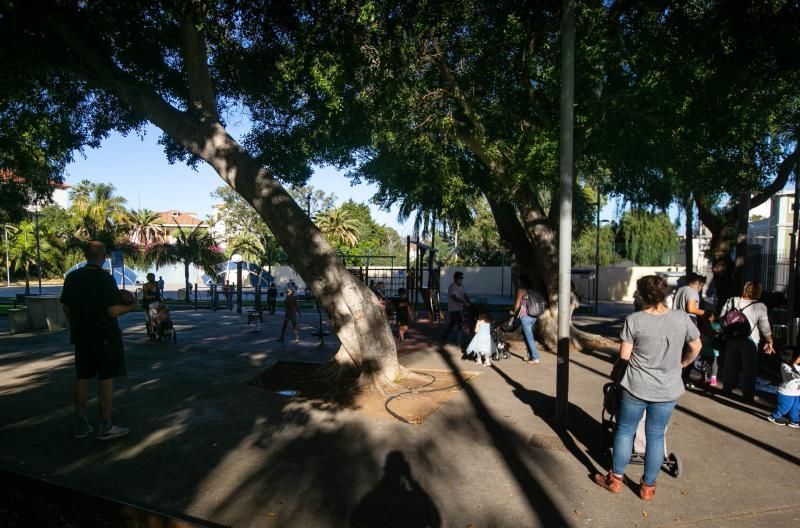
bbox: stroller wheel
[667,453,682,478]
[502,353,509,359]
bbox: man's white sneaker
[97,424,129,440]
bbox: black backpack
[721,298,756,339]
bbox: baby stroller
[149,302,177,343]
[601,381,682,478]
[145,302,160,341]
[490,318,511,361]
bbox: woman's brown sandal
[593,472,623,493]
[639,479,656,501]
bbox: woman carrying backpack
[512,274,545,364]
[720,281,775,403]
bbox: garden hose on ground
[384,370,465,424]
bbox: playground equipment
[406,237,441,322]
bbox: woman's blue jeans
[612,389,677,485]
[519,315,539,360]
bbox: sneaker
[484,360,492,367]
[787,422,800,429]
[593,472,623,493]
[73,424,94,439]
[685,382,696,389]
[708,376,717,386]
[97,424,129,441]
[766,415,784,426]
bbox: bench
[247,306,265,325]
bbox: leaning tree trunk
[183,125,403,390]
[486,196,617,355]
[49,19,405,392]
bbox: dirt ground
[249,361,479,425]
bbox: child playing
[767,346,800,428]
[394,288,413,341]
[696,313,722,387]
[279,288,301,342]
[466,312,494,366]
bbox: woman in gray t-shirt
[595,275,701,501]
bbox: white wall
[439,266,514,296]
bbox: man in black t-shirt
[60,241,137,440]
[266,282,278,315]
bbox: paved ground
[1,302,799,527]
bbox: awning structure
[202,261,274,288]
[65,259,138,287]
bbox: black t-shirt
[60,264,122,344]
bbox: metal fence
[746,249,791,292]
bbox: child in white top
[466,312,494,366]
[767,346,800,428]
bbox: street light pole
[306,193,312,217]
[595,200,600,315]
[3,224,10,287]
[34,207,42,294]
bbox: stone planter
[9,308,29,334]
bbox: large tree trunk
[685,195,694,274]
[49,18,404,392]
[201,127,402,389]
[485,195,617,355]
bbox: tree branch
[47,14,224,165]
[429,37,485,138]
[180,7,219,122]
[751,144,800,208]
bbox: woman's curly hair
[635,275,668,308]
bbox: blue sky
[63,123,629,236]
[63,124,409,233]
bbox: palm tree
[145,225,225,303]
[314,208,361,248]
[69,180,128,235]
[126,209,166,245]
[8,221,59,295]
[228,232,286,277]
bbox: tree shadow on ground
[492,365,605,476]
[432,345,571,527]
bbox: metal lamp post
[594,201,609,315]
[3,224,10,287]
[231,253,243,315]
[33,205,42,294]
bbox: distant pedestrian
[673,273,707,322]
[766,346,800,428]
[594,274,701,501]
[157,275,165,297]
[60,241,137,441]
[280,288,301,342]
[267,282,278,315]
[394,288,413,341]
[466,311,494,367]
[673,272,707,388]
[720,281,774,403]
[441,271,470,345]
[287,279,297,293]
[512,273,546,365]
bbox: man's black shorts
[74,335,127,380]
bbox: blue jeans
[772,393,800,424]
[519,315,539,360]
[612,389,677,485]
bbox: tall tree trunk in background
[24,263,30,296]
[733,192,752,294]
[685,194,694,274]
[184,261,191,304]
[485,195,616,354]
